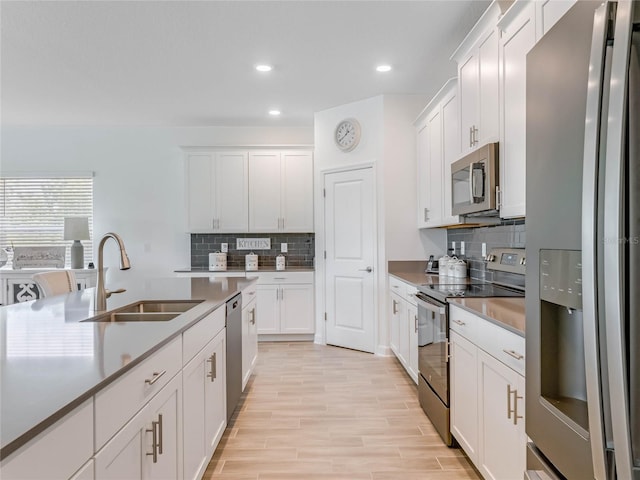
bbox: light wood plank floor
[204,342,481,480]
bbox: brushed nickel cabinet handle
[157,414,163,454]
[507,384,513,419]
[414,315,418,333]
[503,349,524,361]
[146,419,159,463]
[469,126,474,148]
[207,353,217,382]
[145,370,167,386]
[250,308,256,325]
[452,319,465,326]
[392,300,398,315]
[513,388,523,425]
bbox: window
[0,174,94,266]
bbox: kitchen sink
[82,300,204,322]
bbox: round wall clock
[334,118,361,152]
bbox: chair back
[33,270,79,297]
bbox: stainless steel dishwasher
[226,293,242,422]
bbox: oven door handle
[415,295,446,316]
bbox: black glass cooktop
[417,282,525,303]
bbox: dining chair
[33,270,79,297]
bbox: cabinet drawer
[256,271,313,284]
[449,305,478,341]
[242,281,257,305]
[1,399,93,480]
[389,276,407,298]
[95,336,182,450]
[476,317,525,376]
[183,306,225,364]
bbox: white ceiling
[1,1,491,127]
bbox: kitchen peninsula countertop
[0,276,255,460]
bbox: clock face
[335,119,361,152]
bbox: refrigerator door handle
[581,3,612,479]
[602,1,637,478]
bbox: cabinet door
[458,53,479,155]
[95,374,181,480]
[499,4,536,219]
[182,350,208,480]
[477,349,526,480]
[536,0,577,38]
[450,331,479,464]
[186,153,214,232]
[281,152,313,232]
[407,303,419,384]
[426,108,444,226]
[204,331,226,454]
[477,28,500,146]
[256,284,279,334]
[441,89,461,225]
[389,292,402,355]
[416,121,430,228]
[214,152,249,232]
[395,296,409,369]
[248,152,281,232]
[280,283,314,334]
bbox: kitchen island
[0,275,256,479]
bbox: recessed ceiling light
[376,65,392,72]
[256,64,273,72]
[269,110,281,116]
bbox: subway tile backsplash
[447,219,525,283]
[191,233,315,268]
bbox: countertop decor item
[245,252,258,271]
[276,254,286,271]
[64,217,90,269]
[12,246,65,269]
[209,252,227,271]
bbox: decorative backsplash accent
[191,233,315,268]
[447,219,526,282]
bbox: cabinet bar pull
[513,388,523,425]
[502,349,524,360]
[146,419,159,463]
[452,319,465,326]
[414,315,418,333]
[424,208,429,222]
[469,126,474,147]
[207,353,217,381]
[392,300,398,315]
[145,370,167,386]
[157,414,163,454]
[250,308,256,325]
[445,340,450,362]
[507,384,513,419]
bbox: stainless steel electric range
[415,248,526,446]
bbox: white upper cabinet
[416,79,462,228]
[185,149,313,233]
[248,151,314,233]
[185,151,249,233]
[452,2,502,156]
[498,1,538,219]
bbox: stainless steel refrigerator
[525,1,639,479]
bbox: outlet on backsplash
[447,219,525,282]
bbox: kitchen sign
[236,238,271,250]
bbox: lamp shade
[63,217,90,240]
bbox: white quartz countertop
[0,276,255,459]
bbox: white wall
[1,125,313,284]
[313,95,446,355]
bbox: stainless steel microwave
[451,142,499,216]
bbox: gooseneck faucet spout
[94,232,131,311]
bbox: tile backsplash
[191,233,315,268]
[446,219,526,283]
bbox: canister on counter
[276,254,286,271]
[245,252,258,271]
[209,252,227,271]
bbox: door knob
[359,267,373,273]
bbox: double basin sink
[82,300,204,323]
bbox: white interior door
[324,167,375,353]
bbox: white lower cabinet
[388,276,418,384]
[477,350,526,480]
[241,285,258,390]
[255,272,314,337]
[94,373,182,480]
[183,328,226,480]
[449,305,526,480]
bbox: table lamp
[64,217,90,269]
